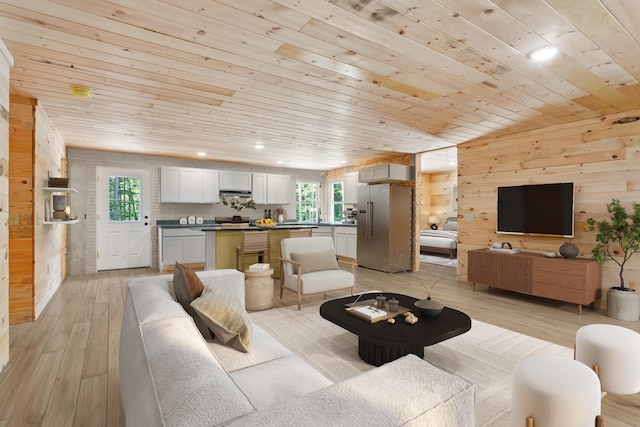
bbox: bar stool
[236,230,270,271]
[288,228,312,238]
[512,355,603,427]
[575,324,640,394]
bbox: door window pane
[109,176,141,222]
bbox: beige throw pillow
[191,286,252,352]
[173,262,211,338]
[290,249,339,273]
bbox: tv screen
[497,183,574,237]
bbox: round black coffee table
[320,293,471,366]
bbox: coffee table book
[346,303,410,323]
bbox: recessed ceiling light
[276,160,283,164]
[197,152,206,157]
[528,45,559,61]
[340,160,346,164]
[254,144,264,150]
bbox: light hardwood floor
[0,263,638,426]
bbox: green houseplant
[221,196,256,222]
[586,198,640,321]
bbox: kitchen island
[194,223,317,273]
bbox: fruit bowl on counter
[255,218,277,229]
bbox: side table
[244,268,274,311]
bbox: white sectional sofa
[119,269,475,426]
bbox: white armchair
[279,236,356,310]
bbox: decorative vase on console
[559,243,579,259]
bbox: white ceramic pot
[607,288,639,322]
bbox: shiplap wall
[0,39,13,372]
[457,110,640,302]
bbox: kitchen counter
[194,224,317,231]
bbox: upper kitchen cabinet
[343,172,358,205]
[358,164,412,183]
[219,170,252,191]
[252,173,267,204]
[252,173,290,204]
[160,166,219,204]
[267,174,290,204]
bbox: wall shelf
[42,186,79,224]
[43,187,79,193]
[42,219,79,225]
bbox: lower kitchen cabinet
[335,226,357,259]
[159,228,206,271]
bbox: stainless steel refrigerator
[357,183,412,272]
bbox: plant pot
[607,287,639,321]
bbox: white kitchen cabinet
[219,170,252,191]
[312,225,333,239]
[159,228,206,269]
[335,226,357,259]
[251,173,267,204]
[160,166,218,204]
[358,164,411,183]
[343,172,358,205]
[267,174,290,204]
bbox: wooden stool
[244,268,274,311]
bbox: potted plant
[220,196,256,222]
[586,198,640,321]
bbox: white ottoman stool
[512,355,602,427]
[576,323,640,394]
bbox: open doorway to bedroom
[419,147,458,268]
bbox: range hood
[219,190,252,199]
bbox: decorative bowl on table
[255,219,277,229]
[414,298,444,317]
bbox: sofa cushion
[208,325,293,372]
[290,249,338,273]
[173,263,212,339]
[283,269,354,294]
[191,286,252,352]
[140,317,254,427]
[229,355,332,410]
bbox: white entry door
[96,167,151,271]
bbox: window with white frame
[329,180,343,222]
[295,181,319,222]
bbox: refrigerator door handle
[368,201,374,239]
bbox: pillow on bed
[443,220,458,231]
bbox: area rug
[420,252,458,268]
[250,303,572,427]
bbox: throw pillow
[191,286,252,352]
[173,262,211,338]
[290,249,339,273]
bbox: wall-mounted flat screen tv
[497,182,574,238]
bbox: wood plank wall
[0,39,13,373]
[457,110,640,302]
[8,96,35,324]
[8,97,67,324]
[419,171,457,229]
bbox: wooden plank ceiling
[1,0,640,170]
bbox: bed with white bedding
[420,217,458,258]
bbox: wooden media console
[468,249,602,314]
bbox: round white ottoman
[512,355,601,427]
[576,324,640,394]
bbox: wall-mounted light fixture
[428,215,441,230]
